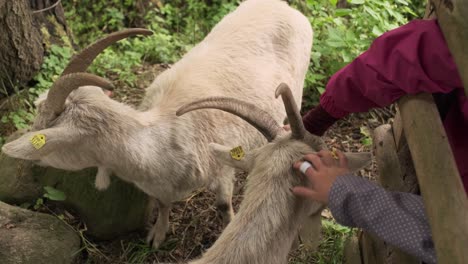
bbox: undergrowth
[289,218,355,264]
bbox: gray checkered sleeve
[329,174,436,264]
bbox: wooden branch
[430,0,468,96]
[397,93,468,263]
[31,0,61,14]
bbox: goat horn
[45,73,114,115]
[61,28,153,76]
[275,83,306,140]
[176,97,282,142]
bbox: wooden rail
[397,93,468,263]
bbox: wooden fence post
[397,93,468,263]
[430,0,468,96]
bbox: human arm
[293,151,436,264]
[329,174,436,264]
[303,19,463,136]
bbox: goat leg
[146,200,171,249]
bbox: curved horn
[275,83,306,139]
[45,73,115,115]
[176,97,282,142]
[61,28,153,76]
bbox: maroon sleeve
[303,19,463,133]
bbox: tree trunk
[29,0,74,48]
[0,0,73,99]
[0,0,43,97]
[337,0,349,9]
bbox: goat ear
[209,143,253,172]
[343,152,372,172]
[1,127,79,160]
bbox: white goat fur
[188,135,370,264]
[2,0,313,248]
[190,139,315,264]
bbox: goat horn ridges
[45,73,115,115]
[61,28,153,76]
[275,83,305,140]
[44,28,152,122]
[176,97,281,142]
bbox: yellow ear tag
[30,134,46,150]
[230,146,245,161]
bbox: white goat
[2,0,313,248]
[177,84,371,264]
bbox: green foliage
[314,219,354,263]
[63,0,240,83]
[0,45,72,147]
[62,0,424,109]
[290,218,355,263]
[19,186,67,210]
[1,110,35,130]
[31,45,73,96]
[291,0,424,108]
[360,126,373,146]
[43,186,67,201]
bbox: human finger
[294,161,317,176]
[317,150,335,166]
[337,151,348,168]
[303,154,323,171]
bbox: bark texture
[0,0,73,99]
[398,93,468,264]
[0,0,43,97]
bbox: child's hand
[292,150,349,204]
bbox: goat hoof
[146,229,166,249]
[145,229,156,245]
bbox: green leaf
[326,27,346,48]
[43,186,67,201]
[335,9,352,17]
[341,51,353,63]
[329,0,338,6]
[372,25,384,36]
[395,0,409,5]
[360,126,370,137]
[348,0,365,4]
[34,198,44,210]
[362,137,373,146]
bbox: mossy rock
[33,165,149,239]
[0,152,149,240]
[0,201,80,264]
[0,154,42,203]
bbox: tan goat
[2,0,313,248]
[177,84,371,264]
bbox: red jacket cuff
[302,105,339,136]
